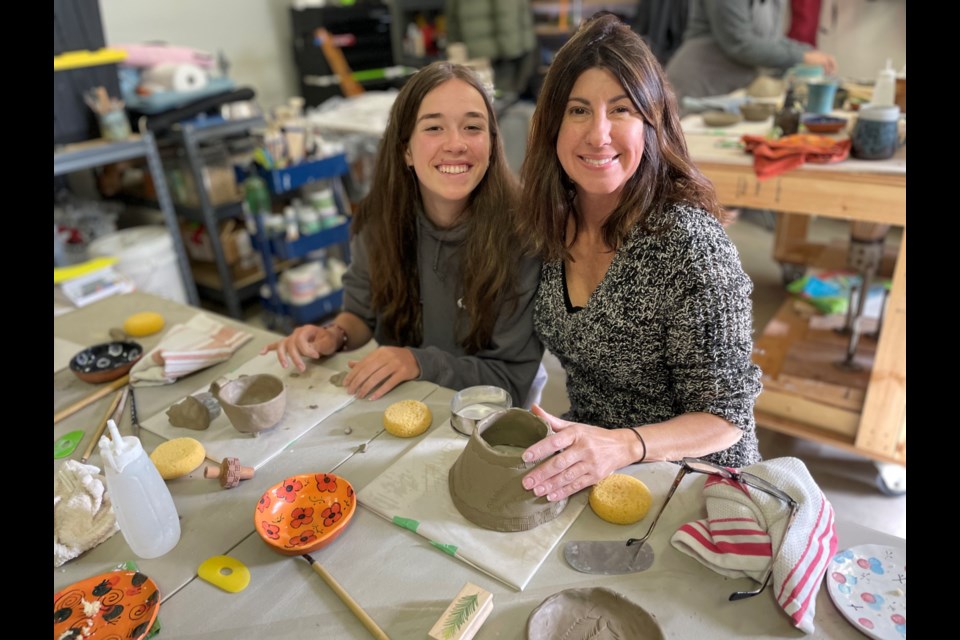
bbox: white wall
[100,0,298,113]
[815,0,906,81]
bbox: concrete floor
[537,211,906,540]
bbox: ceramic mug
[851,105,904,160]
[805,81,838,115]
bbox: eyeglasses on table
[626,457,799,601]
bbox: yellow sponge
[383,400,432,437]
[123,311,165,337]
[149,437,206,480]
[589,474,653,525]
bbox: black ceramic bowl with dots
[69,341,144,384]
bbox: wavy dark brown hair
[519,13,724,262]
[352,61,524,352]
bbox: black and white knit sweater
[534,203,762,468]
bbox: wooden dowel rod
[305,555,388,640]
[54,375,129,426]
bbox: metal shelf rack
[53,131,200,306]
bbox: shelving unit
[157,116,267,319]
[389,0,446,68]
[249,153,353,333]
[53,133,200,307]
[291,1,407,107]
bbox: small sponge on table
[589,473,653,525]
[149,437,206,480]
[383,400,432,437]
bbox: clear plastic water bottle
[99,419,181,559]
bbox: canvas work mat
[141,355,355,470]
[358,422,588,591]
[55,336,84,374]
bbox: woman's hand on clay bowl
[521,405,634,502]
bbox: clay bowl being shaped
[450,385,513,436]
[254,472,356,556]
[69,340,144,383]
[449,408,568,532]
[210,374,286,435]
[802,114,848,134]
[739,101,777,121]
[526,587,664,640]
[701,110,741,127]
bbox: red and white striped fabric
[130,313,253,386]
[670,457,837,634]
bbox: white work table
[54,293,903,639]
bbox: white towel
[54,460,119,567]
[670,457,837,634]
[130,313,253,386]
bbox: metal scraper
[563,539,655,574]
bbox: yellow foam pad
[589,473,653,525]
[123,311,165,337]
[198,555,251,593]
[383,400,433,437]
[149,437,206,480]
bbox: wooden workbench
[683,119,906,466]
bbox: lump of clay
[166,392,221,430]
[449,408,568,532]
[747,75,783,98]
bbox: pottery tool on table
[254,473,388,640]
[54,374,129,425]
[78,385,129,464]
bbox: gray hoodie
[342,210,544,406]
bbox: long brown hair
[353,61,523,352]
[519,13,723,262]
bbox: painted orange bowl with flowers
[254,472,357,556]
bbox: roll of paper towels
[141,63,209,93]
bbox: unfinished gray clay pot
[166,392,221,430]
[448,408,568,532]
[210,374,286,436]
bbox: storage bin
[172,143,241,207]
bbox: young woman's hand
[260,324,340,372]
[342,346,421,401]
[520,405,641,502]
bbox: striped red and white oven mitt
[130,313,253,386]
[670,457,837,634]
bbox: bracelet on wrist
[323,322,349,351]
[629,427,647,464]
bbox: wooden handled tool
[54,375,129,425]
[303,554,389,640]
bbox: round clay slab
[526,587,664,640]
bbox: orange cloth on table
[741,134,851,180]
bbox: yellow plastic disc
[198,555,251,593]
[123,311,165,337]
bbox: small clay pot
[449,408,568,532]
[210,374,286,435]
[701,110,741,127]
[739,102,777,122]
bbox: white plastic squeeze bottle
[99,419,181,558]
[873,59,897,107]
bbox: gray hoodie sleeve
[410,256,545,407]
[704,0,809,69]
[340,233,377,332]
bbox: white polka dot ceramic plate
[826,543,906,639]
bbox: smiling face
[404,78,492,226]
[556,67,645,211]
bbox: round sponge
[123,311,165,337]
[589,473,653,525]
[149,437,206,480]
[383,400,432,437]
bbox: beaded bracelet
[322,322,349,351]
[630,427,647,464]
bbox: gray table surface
[54,293,905,639]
